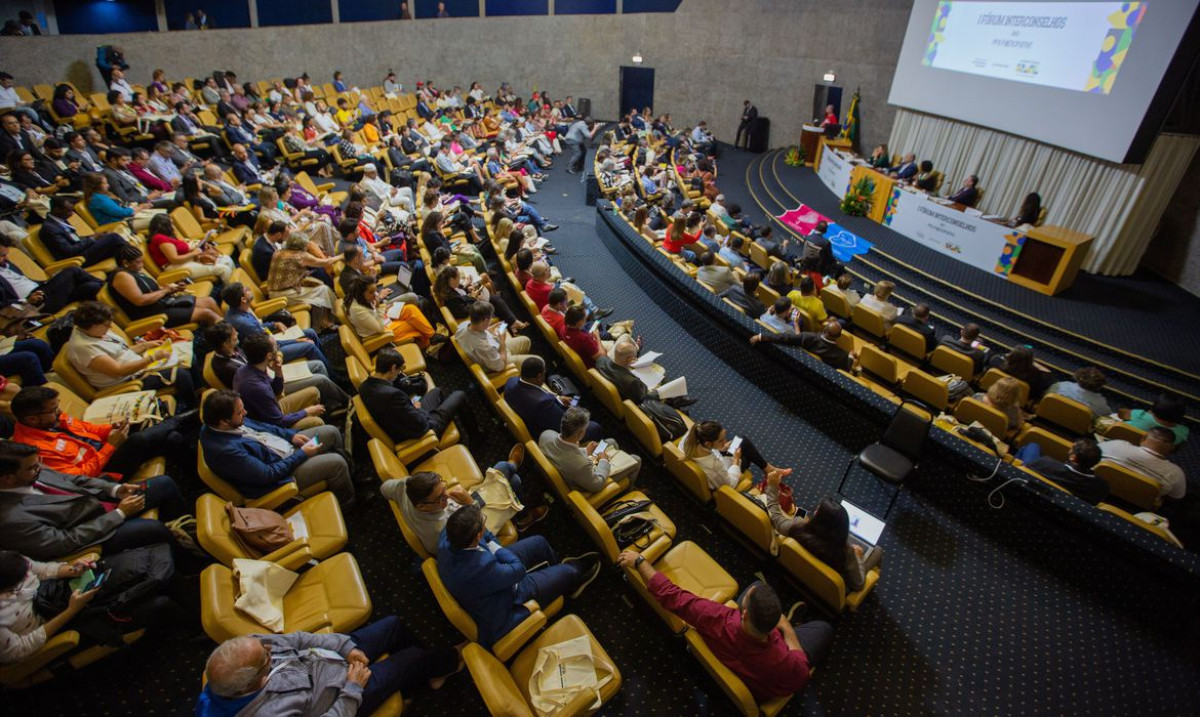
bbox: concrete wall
[0,0,911,152]
[1144,152,1200,297]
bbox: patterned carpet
[10,148,1200,716]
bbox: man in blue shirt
[220,281,333,373]
[199,389,353,505]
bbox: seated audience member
[360,347,471,443]
[1016,438,1108,505]
[765,471,880,590]
[109,244,223,328]
[199,389,353,505]
[662,213,702,265]
[751,320,856,371]
[539,407,640,494]
[764,261,792,296]
[233,332,327,430]
[0,335,53,388]
[437,264,524,332]
[912,161,936,191]
[345,276,435,349]
[0,233,102,315]
[617,550,831,702]
[801,222,837,276]
[988,346,1053,401]
[889,153,917,180]
[267,234,339,330]
[221,282,333,372]
[786,275,828,325]
[894,301,935,347]
[937,322,987,373]
[975,377,1025,432]
[720,273,767,319]
[825,273,861,310]
[1118,394,1189,446]
[859,280,898,328]
[1047,366,1111,420]
[719,235,748,270]
[594,339,696,408]
[539,288,570,336]
[206,321,346,411]
[147,213,234,282]
[697,250,737,293]
[65,302,197,409]
[679,420,790,490]
[38,196,130,267]
[1008,192,1042,228]
[248,220,285,284]
[0,440,184,560]
[1099,428,1186,500]
[10,385,197,479]
[437,505,601,649]
[454,300,535,374]
[560,305,608,369]
[759,297,796,333]
[948,174,980,207]
[197,618,462,717]
[504,356,602,443]
[0,550,183,665]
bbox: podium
[1006,226,1094,296]
[800,125,824,166]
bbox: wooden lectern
[800,125,824,166]
[1005,226,1093,296]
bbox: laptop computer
[842,499,886,549]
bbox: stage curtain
[887,109,1200,275]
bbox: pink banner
[776,204,830,236]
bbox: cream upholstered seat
[525,439,629,508]
[353,392,458,466]
[194,491,348,567]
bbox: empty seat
[900,369,950,412]
[194,491,348,568]
[858,344,900,386]
[1033,393,1094,436]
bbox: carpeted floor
[11,147,1200,716]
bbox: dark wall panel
[623,0,680,12]
[55,0,158,35]
[338,0,403,23]
[257,0,333,27]
[485,0,547,16]
[414,0,479,18]
[556,0,616,14]
[163,0,251,30]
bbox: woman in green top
[1119,394,1189,445]
[867,144,891,170]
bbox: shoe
[564,552,602,598]
[566,169,579,174]
[514,505,550,532]
[543,223,560,232]
[508,443,525,468]
[542,245,557,255]
[591,307,614,320]
[669,396,698,409]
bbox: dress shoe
[507,443,525,468]
[591,307,614,320]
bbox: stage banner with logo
[817,148,854,197]
[882,186,1026,277]
[776,204,874,263]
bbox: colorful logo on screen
[994,232,1027,276]
[1016,61,1040,77]
[882,186,904,226]
[1084,2,1147,94]
[922,0,952,66]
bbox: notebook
[842,499,886,547]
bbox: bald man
[196,616,461,717]
[594,338,697,408]
[750,320,857,372]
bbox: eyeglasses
[417,484,449,506]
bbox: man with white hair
[357,163,412,213]
[196,616,462,716]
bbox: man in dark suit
[890,153,917,181]
[250,221,286,282]
[562,97,577,119]
[360,347,470,443]
[231,143,270,186]
[503,356,602,442]
[103,148,175,208]
[1023,438,1108,505]
[894,302,936,351]
[735,100,758,150]
[594,339,697,409]
[225,115,277,167]
[63,131,104,172]
[938,322,987,373]
[801,221,838,275]
[750,321,856,371]
[0,440,185,561]
[0,233,102,313]
[171,102,225,157]
[0,113,43,161]
[38,196,130,266]
[720,274,767,319]
[948,174,980,207]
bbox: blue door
[619,66,655,118]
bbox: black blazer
[895,313,936,349]
[594,356,649,404]
[0,260,40,307]
[40,215,98,261]
[359,376,432,442]
[0,129,44,160]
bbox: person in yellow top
[334,98,359,129]
[786,275,827,326]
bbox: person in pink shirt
[617,549,833,702]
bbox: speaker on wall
[747,117,770,153]
[577,97,592,118]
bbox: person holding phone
[0,551,100,663]
[538,407,640,495]
[678,420,792,490]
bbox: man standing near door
[736,100,758,150]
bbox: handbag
[641,398,687,441]
[225,503,293,557]
[546,373,580,397]
[473,467,524,533]
[754,479,795,516]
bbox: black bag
[396,372,428,396]
[641,398,687,441]
[390,169,414,188]
[946,378,972,405]
[604,500,656,548]
[263,309,297,328]
[46,312,76,354]
[603,499,652,525]
[546,374,580,397]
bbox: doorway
[619,66,655,119]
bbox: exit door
[619,66,655,119]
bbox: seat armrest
[246,481,300,510]
[124,316,167,338]
[638,535,672,564]
[252,298,289,318]
[44,257,85,276]
[96,381,146,398]
[396,431,439,465]
[157,268,192,285]
[492,607,547,662]
[96,222,127,234]
[363,333,394,354]
[272,542,315,571]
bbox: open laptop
[842,499,886,553]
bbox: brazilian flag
[840,89,860,147]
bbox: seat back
[820,285,852,319]
[978,368,1030,407]
[21,226,59,269]
[1014,426,1073,463]
[887,324,927,361]
[664,441,714,503]
[197,441,270,506]
[557,341,587,382]
[52,349,100,401]
[1102,422,1147,445]
[930,345,977,383]
[1034,393,1095,436]
[338,325,375,374]
[1094,461,1162,510]
[527,439,573,502]
[777,537,847,611]
[713,486,775,555]
[6,245,48,283]
[793,307,816,334]
[462,644,535,717]
[748,241,771,270]
[346,355,369,389]
[1096,503,1182,547]
[683,629,764,717]
[202,352,228,390]
[467,363,501,403]
[45,382,89,419]
[901,369,949,411]
[495,397,533,445]
[421,558,479,641]
[587,368,625,420]
[352,395,394,446]
[858,344,898,385]
[194,493,259,566]
[954,397,1010,439]
[881,401,933,462]
[238,249,266,287]
[170,206,206,240]
[622,399,664,459]
[851,303,887,340]
[565,491,621,561]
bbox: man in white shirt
[0,72,43,128]
[453,300,535,375]
[434,142,484,193]
[759,297,797,333]
[108,68,134,102]
[1100,428,1187,500]
[696,250,738,294]
[148,140,185,186]
[357,163,411,212]
[719,235,748,271]
[691,121,715,155]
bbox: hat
[363,163,378,174]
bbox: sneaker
[514,505,550,532]
[543,223,560,232]
[507,443,525,468]
[565,553,603,598]
[590,307,614,320]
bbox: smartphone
[592,440,608,456]
[69,569,96,593]
[495,321,508,335]
[569,395,580,407]
[305,436,320,449]
[86,570,111,592]
[727,436,744,455]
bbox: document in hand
[280,361,314,382]
[631,363,666,389]
[657,375,688,400]
[275,325,306,341]
[630,351,662,369]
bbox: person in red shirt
[820,104,838,129]
[524,261,554,310]
[129,147,176,192]
[560,305,605,368]
[541,287,568,338]
[618,548,833,702]
[662,214,702,265]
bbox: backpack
[641,398,687,442]
[45,312,76,354]
[225,503,293,557]
[546,374,580,397]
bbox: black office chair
[837,400,932,517]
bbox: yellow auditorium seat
[353,394,458,466]
[197,440,324,510]
[1096,503,1183,547]
[585,368,627,420]
[194,491,348,568]
[1033,393,1095,436]
[462,615,622,717]
[900,369,950,412]
[684,628,792,717]
[450,334,517,389]
[819,285,853,320]
[1100,422,1147,445]
[1094,461,1163,511]
[954,396,1013,442]
[525,439,629,508]
[777,537,879,613]
[713,486,778,556]
[200,552,372,643]
[1013,425,1073,463]
[930,345,978,383]
[170,206,248,246]
[887,323,928,362]
[663,440,752,504]
[338,324,427,376]
[858,344,901,387]
[851,303,888,341]
[978,368,1031,408]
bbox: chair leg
[883,483,902,519]
[837,455,858,497]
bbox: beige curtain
[887,109,1199,275]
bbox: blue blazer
[437,530,528,648]
[503,378,568,439]
[199,420,304,497]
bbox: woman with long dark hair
[678,419,790,490]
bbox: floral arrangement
[840,176,875,217]
[784,145,805,166]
